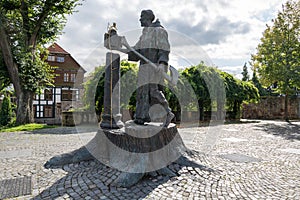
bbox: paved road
[0,120,299,199]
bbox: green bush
[0,96,13,126]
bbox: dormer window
[47,55,55,61]
[57,56,65,63]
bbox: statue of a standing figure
[44,10,199,189]
[118,9,174,127]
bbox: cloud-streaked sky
[57,0,287,77]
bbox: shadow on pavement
[255,122,300,141]
[32,151,215,199]
[23,126,99,135]
[32,160,165,199]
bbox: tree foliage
[241,62,249,81]
[181,63,226,120]
[83,65,105,116]
[220,71,259,119]
[251,0,300,121]
[87,61,259,121]
[181,64,210,114]
[189,64,256,119]
[119,61,138,111]
[180,63,258,120]
[251,70,268,96]
[0,95,13,126]
[0,0,81,124]
[83,61,138,118]
[0,51,10,91]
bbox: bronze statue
[43,10,199,189]
[118,9,175,127]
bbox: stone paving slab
[0,149,33,159]
[0,176,32,199]
[0,120,299,199]
[219,153,262,163]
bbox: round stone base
[44,122,188,187]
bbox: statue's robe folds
[128,23,171,122]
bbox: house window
[44,106,53,118]
[47,55,55,61]
[64,73,76,82]
[64,73,69,82]
[75,90,79,101]
[57,56,65,63]
[35,105,44,118]
[62,89,72,101]
[44,89,53,101]
[70,74,76,82]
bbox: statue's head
[140,9,155,27]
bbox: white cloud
[57,0,288,74]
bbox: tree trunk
[232,101,242,120]
[232,101,238,119]
[284,92,289,122]
[199,100,204,121]
[1,16,35,125]
[16,90,34,125]
[217,99,224,120]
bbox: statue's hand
[156,63,167,73]
[120,36,129,47]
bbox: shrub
[0,96,13,126]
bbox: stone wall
[242,96,300,119]
[62,111,98,126]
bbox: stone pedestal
[99,122,186,187]
[44,122,200,188]
[100,52,124,129]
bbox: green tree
[86,61,259,122]
[0,52,10,91]
[83,61,138,120]
[0,0,81,125]
[181,63,226,121]
[0,95,12,126]
[119,61,138,112]
[241,62,249,81]
[181,64,210,120]
[221,72,242,119]
[220,72,259,119]
[83,65,105,118]
[240,81,260,104]
[251,69,268,96]
[251,0,300,121]
[201,66,226,120]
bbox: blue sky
[57,0,287,78]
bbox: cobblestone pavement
[0,120,299,199]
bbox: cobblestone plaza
[0,120,299,199]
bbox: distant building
[33,43,86,124]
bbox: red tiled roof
[47,43,69,54]
[46,43,86,73]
